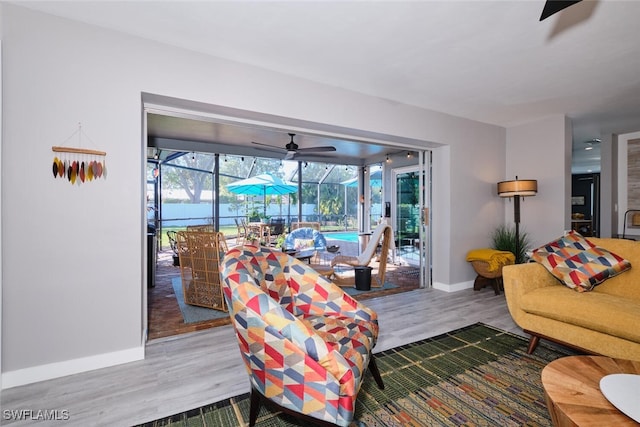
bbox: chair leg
[492,278,500,295]
[249,387,261,427]
[368,354,385,390]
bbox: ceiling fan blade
[539,0,582,21]
[289,152,337,161]
[284,151,296,160]
[297,146,336,153]
[251,141,286,151]
[255,146,287,155]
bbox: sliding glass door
[392,151,431,288]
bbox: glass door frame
[391,151,431,288]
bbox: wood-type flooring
[2,245,524,426]
[148,247,421,340]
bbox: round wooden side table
[541,355,640,426]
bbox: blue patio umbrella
[226,173,297,216]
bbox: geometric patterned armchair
[221,245,384,427]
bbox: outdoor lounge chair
[284,227,327,254]
[331,223,393,287]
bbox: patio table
[247,222,271,242]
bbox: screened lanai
[147,150,384,248]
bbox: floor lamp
[497,177,537,263]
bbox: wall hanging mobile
[51,123,107,185]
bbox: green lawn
[154,223,354,250]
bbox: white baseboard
[432,280,474,292]
[1,346,145,389]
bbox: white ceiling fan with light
[252,133,336,160]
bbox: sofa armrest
[503,262,560,327]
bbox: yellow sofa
[503,237,640,361]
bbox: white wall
[505,115,572,249]
[432,124,507,290]
[1,4,512,386]
[615,131,640,236]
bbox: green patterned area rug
[137,323,577,426]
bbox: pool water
[325,232,358,242]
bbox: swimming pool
[324,231,358,242]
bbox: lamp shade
[497,179,537,198]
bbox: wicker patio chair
[186,224,215,232]
[176,230,228,311]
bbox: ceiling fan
[252,133,336,160]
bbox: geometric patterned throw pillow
[294,238,315,251]
[531,230,632,292]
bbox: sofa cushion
[520,286,640,343]
[531,231,631,292]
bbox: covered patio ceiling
[147,111,414,167]
[144,92,430,168]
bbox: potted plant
[260,213,271,224]
[275,233,287,250]
[246,231,261,246]
[491,224,531,264]
[248,208,261,223]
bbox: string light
[386,154,390,163]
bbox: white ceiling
[19,0,640,172]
